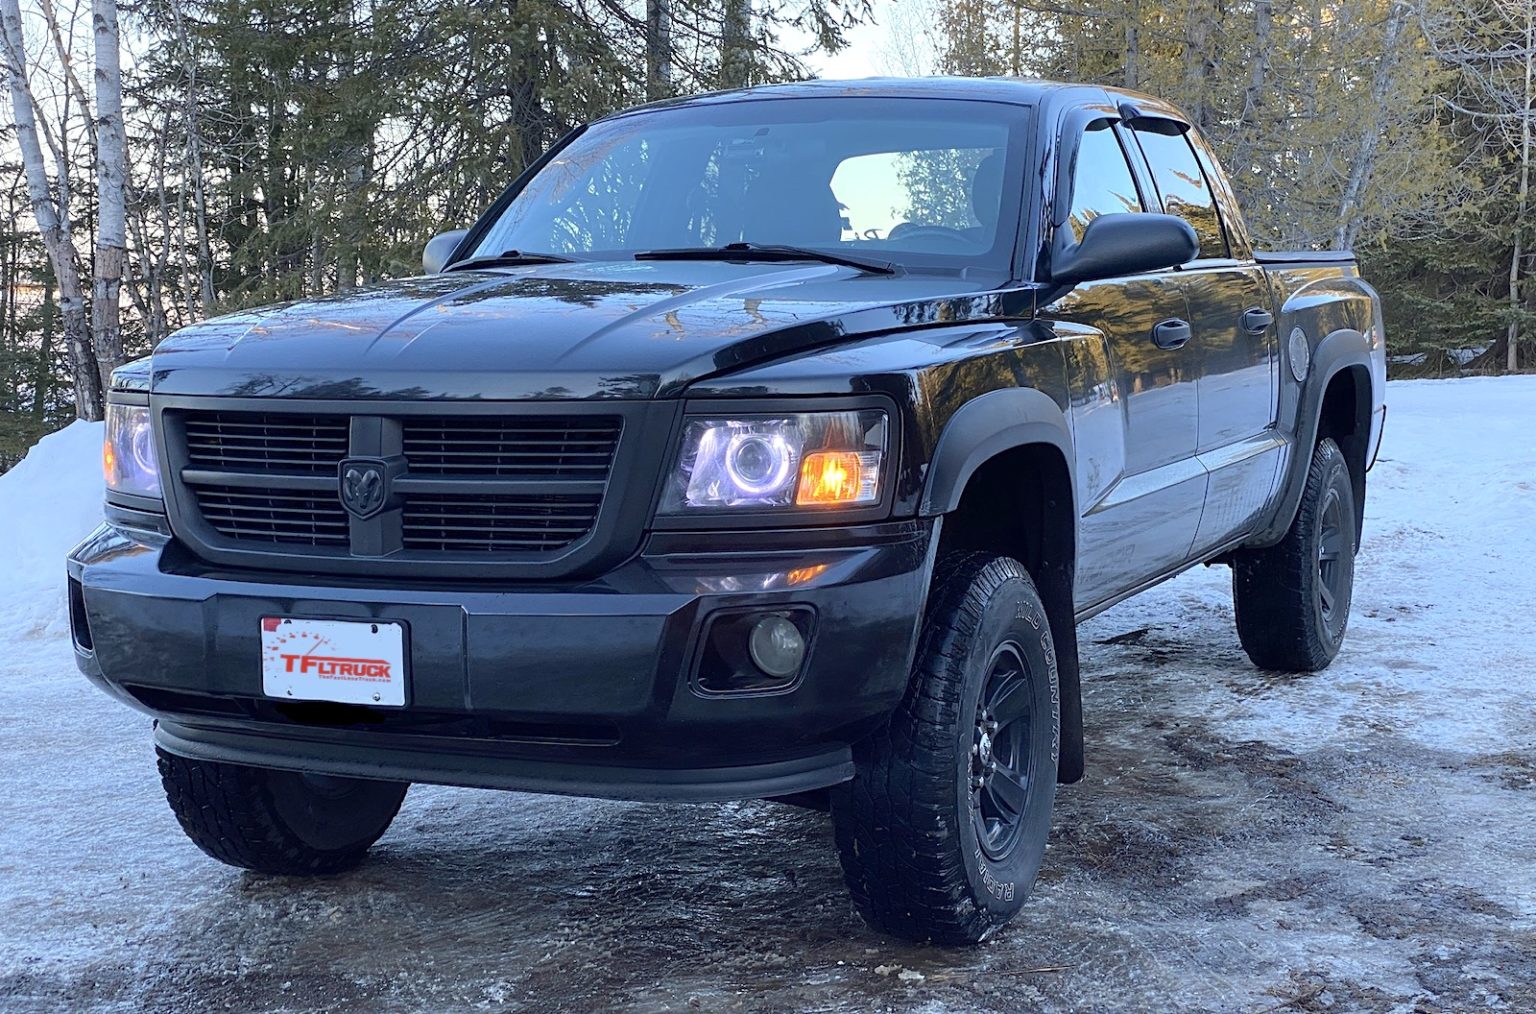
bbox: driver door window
[1066,123,1144,241]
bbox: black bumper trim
[154,719,855,803]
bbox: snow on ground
[0,421,103,638]
[1,379,1533,1013]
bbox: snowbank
[0,421,104,637]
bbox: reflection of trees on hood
[220,375,432,401]
[495,277,685,311]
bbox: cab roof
[619,76,1185,123]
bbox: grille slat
[401,493,602,552]
[402,512,597,523]
[186,452,350,470]
[183,412,350,476]
[189,482,350,546]
[409,449,614,458]
[173,409,619,558]
[197,502,348,520]
[402,415,621,479]
[404,432,617,441]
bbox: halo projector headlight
[104,402,162,499]
[659,409,887,515]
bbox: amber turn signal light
[797,451,863,505]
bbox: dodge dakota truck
[70,78,1386,944]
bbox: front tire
[831,553,1060,945]
[157,749,408,875]
[1232,436,1358,671]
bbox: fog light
[748,615,806,679]
[695,607,815,695]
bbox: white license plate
[260,617,407,707]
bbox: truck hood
[148,260,1018,401]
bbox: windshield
[468,97,1032,274]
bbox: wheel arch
[919,388,1084,784]
[1251,328,1374,548]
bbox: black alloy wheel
[970,641,1038,862]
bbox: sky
[798,0,922,80]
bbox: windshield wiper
[445,249,584,271]
[635,242,898,276]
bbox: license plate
[260,617,407,707]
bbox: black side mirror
[423,229,469,274]
[1048,213,1198,286]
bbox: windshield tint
[469,97,1032,274]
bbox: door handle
[1151,318,1192,350]
[1241,307,1274,333]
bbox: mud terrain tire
[1232,436,1357,671]
[158,749,408,875]
[831,553,1059,945]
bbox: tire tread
[1232,437,1356,671]
[832,552,1053,944]
[157,749,403,875]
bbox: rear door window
[1130,123,1228,259]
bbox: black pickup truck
[70,78,1385,944]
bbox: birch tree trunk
[1010,0,1022,77]
[645,0,672,100]
[1241,0,1273,124]
[1334,3,1408,249]
[92,0,127,391]
[0,0,102,419]
[1181,0,1216,129]
[1508,0,1533,373]
[721,0,751,89]
[1123,0,1139,90]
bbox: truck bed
[1255,249,1358,267]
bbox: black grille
[183,412,348,474]
[169,406,624,564]
[402,416,621,478]
[190,484,350,546]
[401,493,603,552]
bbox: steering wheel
[884,223,975,249]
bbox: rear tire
[831,553,1059,945]
[1232,437,1357,671]
[157,749,408,875]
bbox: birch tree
[91,0,125,391]
[1513,2,1533,372]
[1335,3,1411,249]
[0,0,101,418]
[645,0,672,100]
[721,0,752,88]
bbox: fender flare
[919,387,1077,519]
[1249,327,1374,547]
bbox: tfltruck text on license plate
[260,617,407,707]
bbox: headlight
[104,402,162,499]
[658,409,888,514]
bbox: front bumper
[68,519,936,801]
